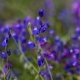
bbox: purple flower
[7,49,11,56]
[2,38,8,47]
[37,55,45,67]
[38,9,45,17]
[32,27,39,35]
[1,52,7,59]
[27,41,35,48]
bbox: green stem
[10,29,44,80]
[44,58,53,80]
[39,45,53,80]
[27,22,34,41]
[19,42,43,80]
[27,22,44,80]
[27,22,53,80]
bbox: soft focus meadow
[0,0,80,80]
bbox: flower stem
[39,45,53,80]
[10,30,44,80]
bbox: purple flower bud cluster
[0,7,80,80]
[72,1,80,26]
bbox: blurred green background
[0,0,74,38]
[0,0,79,80]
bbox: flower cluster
[72,1,80,26]
[0,6,80,80]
